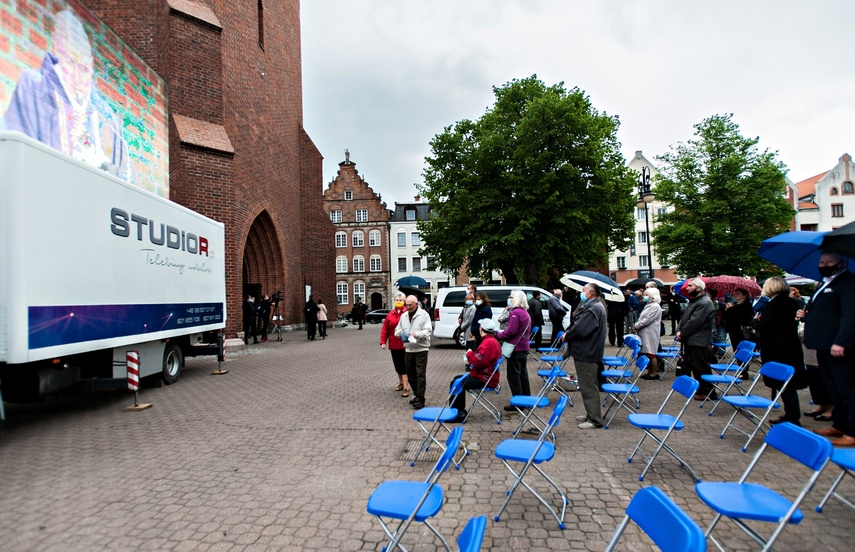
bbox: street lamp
[636,166,655,279]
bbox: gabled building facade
[795,153,855,231]
[322,155,390,312]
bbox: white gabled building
[795,153,855,231]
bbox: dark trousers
[549,316,564,343]
[607,318,624,347]
[244,319,257,343]
[449,374,486,413]
[766,379,801,421]
[259,315,270,339]
[405,351,429,403]
[684,345,713,394]
[506,350,531,397]
[318,320,327,337]
[390,349,407,376]
[806,364,830,405]
[307,320,317,340]
[818,349,855,437]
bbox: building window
[405,209,416,221]
[335,231,347,248]
[616,256,626,269]
[636,207,647,220]
[637,231,648,244]
[800,224,819,231]
[352,231,364,247]
[411,232,420,247]
[831,187,839,196]
[397,257,407,272]
[412,257,422,272]
[353,256,365,272]
[369,230,381,247]
[844,181,854,194]
[370,255,382,272]
[356,209,368,222]
[639,256,649,267]
[344,190,353,200]
[336,283,348,305]
[397,232,406,247]
[330,210,342,223]
[832,203,844,218]
[426,256,436,270]
[657,206,668,217]
[335,256,347,273]
[354,282,365,303]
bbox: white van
[433,285,573,347]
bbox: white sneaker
[578,421,602,429]
[575,415,589,422]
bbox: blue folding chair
[710,339,755,371]
[456,515,487,552]
[510,364,562,440]
[532,343,576,405]
[536,330,564,354]
[602,355,648,429]
[495,396,569,529]
[698,347,755,414]
[367,427,464,552]
[603,335,640,367]
[816,448,855,513]
[718,361,793,452]
[462,357,503,425]
[605,486,707,552]
[411,375,469,468]
[627,376,701,482]
[696,422,832,552]
[526,325,540,360]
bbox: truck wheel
[454,327,466,349]
[162,343,183,384]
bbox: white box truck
[0,132,226,401]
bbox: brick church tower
[85,0,335,335]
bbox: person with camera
[257,294,272,342]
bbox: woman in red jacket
[381,292,409,397]
[447,318,503,423]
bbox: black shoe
[411,402,425,409]
[448,413,466,424]
[409,398,418,405]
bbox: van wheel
[162,343,183,384]
[453,327,467,348]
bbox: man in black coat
[528,290,545,350]
[243,295,258,345]
[677,278,717,399]
[802,253,855,447]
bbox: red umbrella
[702,276,762,298]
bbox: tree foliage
[417,76,636,285]
[652,114,794,278]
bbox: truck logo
[110,208,209,256]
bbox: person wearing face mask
[633,288,663,379]
[459,293,477,351]
[381,292,409,398]
[563,283,607,429]
[722,288,754,349]
[470,291,493,350]
[497,290,533,409]
[528,290,545,350]
[395,295,433,409]
[801,253,855,447]
[677,277,717,400]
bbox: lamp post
[636,166,655,280]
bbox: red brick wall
[89,0,334,335]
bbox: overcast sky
[301,0,853,207]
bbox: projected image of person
[3,9,131,181]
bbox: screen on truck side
[0,0,169,197]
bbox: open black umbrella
[820,220,855,258]
[395,275,429,288]
[397,286,426,299]
[623,277,665,290]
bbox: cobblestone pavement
[0,323,852,551]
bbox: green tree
[417,76,636,285]
[652,114,794,278]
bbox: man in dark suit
[802,253,855,447]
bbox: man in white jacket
[396,295,432,409]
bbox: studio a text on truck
[0,132,227,402]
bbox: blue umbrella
[757,231,855,281]
[560,270,624,302]
[395,275,429,288]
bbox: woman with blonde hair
[380,292,409,397]
[497,289,532,410]
[634,287,663,379]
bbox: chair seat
[510,396,550,409]
[710,363,742,372]
[661,346,680,352]
[712,341,729,348]
[603,357,629,366]
[602,383,639,394]
[539,355,562,363]
[695,482,803,524]
[413,406,459,423]
[367,481,444,521]
[602,369,632,379]
[832,448,855,470]
[538,347,560,353]
[537,369,567,378]
[656,352,679,358]
[723,395,777,409]
[627,413,683,431]
[495,439,555,464]
[701,374,742,385]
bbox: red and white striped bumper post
[123,350,152,412]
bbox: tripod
[270,300,283,342]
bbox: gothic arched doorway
[242,210,284,308]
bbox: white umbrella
[560,271,624,302]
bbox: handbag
[501,341,515,358]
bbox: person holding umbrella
[801,252,855,447]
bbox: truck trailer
[0,132,227,401]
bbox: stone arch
[242,210,284,303]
